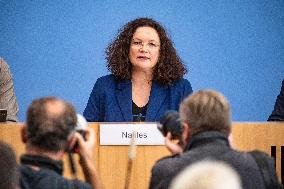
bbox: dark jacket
[268,80,284,121]
[20,154,91,189]
[83,74,193,122]
[149,131,276,189]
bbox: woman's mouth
[137,56,149,60]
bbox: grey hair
[179,89,231,136]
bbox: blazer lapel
[115,80,132,121]
[146,82,168,121]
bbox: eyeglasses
[131,40,160,50]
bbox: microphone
[124,131,137,189]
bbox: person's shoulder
[0,57,6,65]
[93,74,116,88]
[169,78,193,95]
[224,148,271,168]
[43,169,91,188]
[0,57,9,71]
[171,78,191,87]
[96,74,115,82]
[96,74,131,87]
[90,74,122,97]
[68,179,92,189]
[20,165,91,189]
[152,154,181,173]
[151,153,188,189]
[20,164,59,178]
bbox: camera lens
[159,110,183,139]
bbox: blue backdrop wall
[0,0,283,121]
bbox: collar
[20,154,63,175]
[185,131,230,151]
[115,78,168,121]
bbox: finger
[84,128,95,143]
[69,133,77,148]
[166,132,172,140]
[72,132,85,154]
[67,132,83,151]
[166,142,182,155]
[73,132,85,145]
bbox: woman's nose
[139,43,148,52]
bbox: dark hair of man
[0,141,19,189]
[179,89,231,137]
[26,97,77,152]
[106,17,187,85]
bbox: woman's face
[129,26,160,72]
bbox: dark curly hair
[106,17,187,85]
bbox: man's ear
[182,122,191,144]
[21,125,28,143]
[228,132,234,148]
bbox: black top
[132,101,148,122]
[20,154,91,189]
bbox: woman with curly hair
[84,17,193,122]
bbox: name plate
[100,123,165,145]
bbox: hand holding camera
[158,110,184,155]
[71,114,88,153]
[68,114,96,174]
[68,115,102,188]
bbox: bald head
[26,97,77,152]
[45,100,66,117]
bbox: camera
[157,110,183,140]
[75,114,87,137]
[67,114,89,177]
[71,114,87,153]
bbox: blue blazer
[268,79,284,121]
[83,74,193,122]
